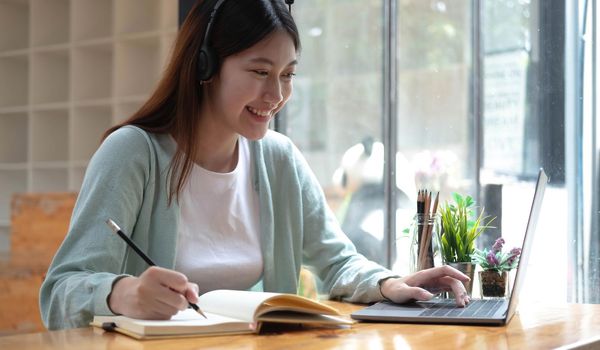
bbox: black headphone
[197,0,227,82]
[285,0,294,12]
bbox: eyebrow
[248,57,298,67]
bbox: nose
[263,77,283,107]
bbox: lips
[246,106,272,117]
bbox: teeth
[247,106,271,117]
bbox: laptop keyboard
[419,299,504,318]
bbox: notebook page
[198,290,282,322]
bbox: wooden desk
[1,302,599,349]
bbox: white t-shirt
[174,137,263,294]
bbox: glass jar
[479,270,509,298]
[409,213,440,273]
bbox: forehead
[230,30,297,65]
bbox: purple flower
[506,248,522,266]
[473,241,522,271]
[491,238,505,253]
[486,250,499,267]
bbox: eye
[282,72,296,81]
[252,70,269,77]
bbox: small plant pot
[447,262,475,296]
[479,270,509,298]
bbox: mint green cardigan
[39,126,394,329]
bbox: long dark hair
[104,0,301,204]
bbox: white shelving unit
[0,0,179,250]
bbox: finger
[438,276,468,307]
[143,266,189,293]
[389,286,434,304]
[184,283,199,304]
[408,287,435,302]
[423,286,447,295]
[146,282,189,311]
[149,299,181,318]
[133,287,183,318]
[163,288,190,311]
[411,265,470,285]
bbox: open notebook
[91,289,353,339]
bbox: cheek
[282,82,293,102]
[220,81,252,108]
[274,83,293,115]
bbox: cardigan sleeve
[39,126,152,329]
[288,141,397,303]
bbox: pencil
[423,192,439,269]
[417,190,425,257]
[105,219,207,319]
[418,191,431,270]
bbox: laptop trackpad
[367,301,427,316]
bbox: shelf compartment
[72,44,113,101]
[31,109,69,162]
[31,49,69,104]
[69,165,87,192]
[31,0,70,47]
[0,55,28,108]
[71,0,113,42]
[0,0,30,52]
[70,106,112,162]
[0,225,8,255]
[115,0,161,35]
[0,169,27,223]
[115,36,161,97]
[114,100,144,123]
[31,167,69,192]
[0,112,28,163]
[160,0,178,31]
[160,33,177,70]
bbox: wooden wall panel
[0,193,76,335]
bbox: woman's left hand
[379,265,471,307]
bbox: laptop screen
[505,169,548,321]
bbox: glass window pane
[285,0,387,265]
[482,0,568,303]
[393,0,475,276]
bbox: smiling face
[201,29,298,141]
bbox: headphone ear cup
[197,45,218,82]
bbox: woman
[40,0,470,329]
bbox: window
[286,0,587,303]
[284,0,387,266]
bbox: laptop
[351,168,548,326]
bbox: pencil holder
[409,213,441,273]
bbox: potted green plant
[438,193,494,295]
[472,238,521,298]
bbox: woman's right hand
[379,265,471,307]
[108,266,200,319]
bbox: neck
[192,105,240,173]
[194,134,239,173]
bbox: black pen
[105,219,207,319]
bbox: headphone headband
[202,0,227,50]
[197,0,227,82]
